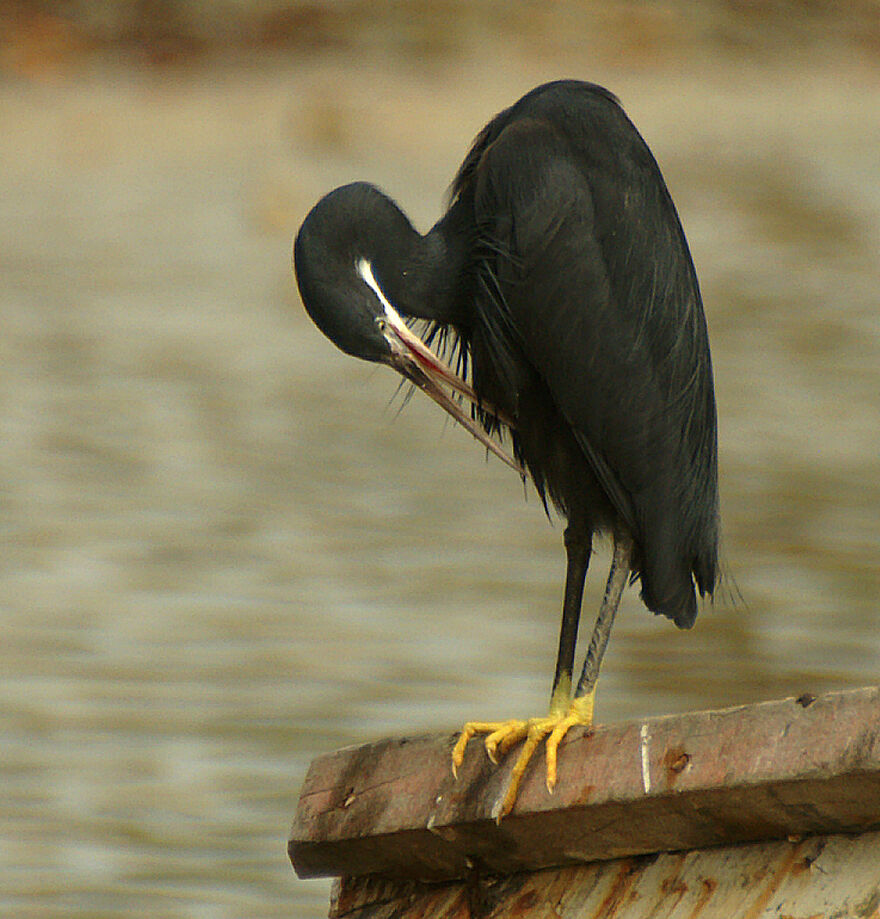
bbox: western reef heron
[293,80,719,821]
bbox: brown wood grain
[290,686,880,882]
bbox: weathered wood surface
[290,686,880,882]
[329,830,880,919]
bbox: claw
[451,692,597,822]
[451,724,478,776]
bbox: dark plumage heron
[293,80,719,820]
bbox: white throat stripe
[356,258,405,326]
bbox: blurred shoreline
[2,0,879,76]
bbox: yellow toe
[452,689,597,822]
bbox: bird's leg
[491,533,632,820]
[451,532,634,822]
[549,527,592,714]
[538,533,634,797]
[575,533,633,700]
[451,527,591,822]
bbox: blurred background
[1,1,878,916]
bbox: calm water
[1,42,877,919]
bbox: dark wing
[458,83,718,625]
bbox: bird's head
[293,183,404,364]
[293,183,448,381]
[292,182,522,473]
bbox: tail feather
[636,508,717,629]
[639,558,698,629]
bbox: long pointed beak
[391,341,523,475]
[357,261,522,475]
[382,308,513,424]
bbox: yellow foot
[451,691,595,822]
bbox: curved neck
[372,197,473,327]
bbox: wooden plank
[290,686,880,882]
[328,830,880,919]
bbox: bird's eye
[376,318,387,332]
